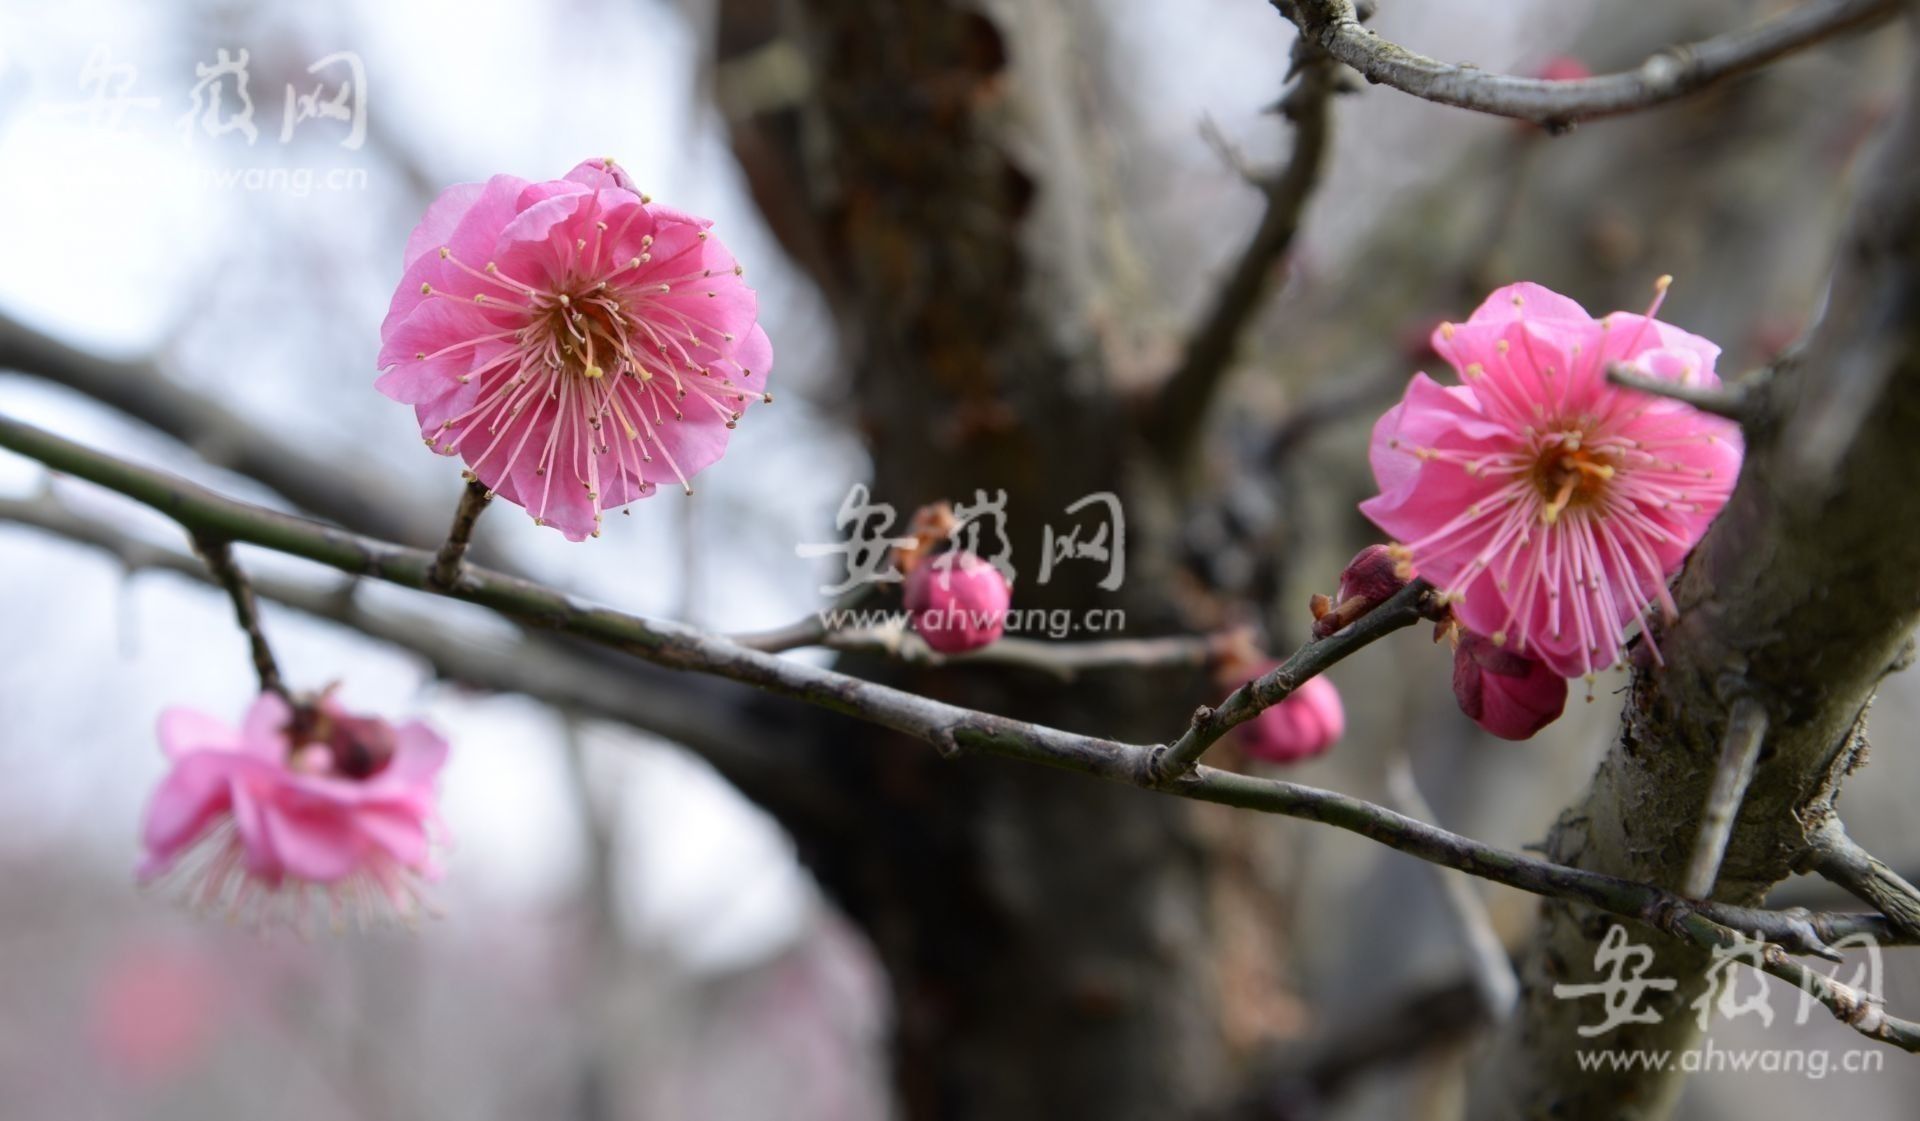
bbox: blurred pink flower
[87,942,223,1082]
[1451,630,1568,741]
[1361,281,1743,677]
[1533,57,1593,83]
[904,552,1012,654]
[377,158,773,540]
[1237,670,1344,764]
[138,691,449,927]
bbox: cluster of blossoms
[139,690,449,928]
[376,158,772,541]
[1360,280,1743,739]
[136,157,777,928]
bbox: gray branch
[2,411,1912,1017]
[1278,0,1898,129]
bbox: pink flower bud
[1237,670,1345,764]
[1340,543,1410,603]
[1313,544,1412,637]
[905,552,1012,654]
[1452,631,1567,740]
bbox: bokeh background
[1,0,1916,1118]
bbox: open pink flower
[1452,630,1568,740]
[138,691,449,927]
[377,158,773,540]
[1237,670,1345,764]
[1361,281,1743,677]
[905,551,1013,654]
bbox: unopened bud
[1452,630,1567,741]
[904,551,1012,654]
[1313,544,1412,637]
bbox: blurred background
[0,0,1915,1118]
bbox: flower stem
[191,534,287,700]
[430,478,492,590]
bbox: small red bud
[1312,544,1412,637]
[1452,631,1567,740]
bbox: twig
[4,412,1918,997]
[739,610,1223,682]
[1146,34,1339,461]
[1807,819,1920,940]
[1763,945,1920,1049]
[0,306,433,545]
[1681,696,1769,898]
[830,629,1222,682]
[1151,579,1440,781]
[1278,0,1897,130]
[0,489,849,827]
[728,584,881,653]
[188,534,286,699]
[428,479,491,590]
[1605,362,1755,422]
[1385,756,1519,1021]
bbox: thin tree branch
[428,479,492,590]
[827,627,1224,682]
[1278,0,1898,130]
[1681,696,1770,898]
[0,307,434,546]
[0,490,850,826]
[1763,945,1920,1049]
[9,411,1914,1008]
[728,584,882,652]
[737,608,1225,682]
[1605,361,1756,422]
[1386,756,1519,1021]
[189,534,287,700]
[1151,579,1442,781]
[1146,36,1338,461]
[1808,819,1920,940]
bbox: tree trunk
[1472,20,1920,1117]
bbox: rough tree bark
[1473,18,1920,1119]
[715,1,1248,1117]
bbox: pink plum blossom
[1361,280,1743,677]
[1452,629,1568,741]
[1237,671,1344,764]
[377,158,772,540]
[138,691,449,927]
[904,551,1012,654]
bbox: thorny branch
[6,411,1918,1046]
[1276,0,1898,130]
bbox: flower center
[536,288,642,383]
[1532,431,1615,524]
